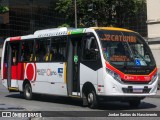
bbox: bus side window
[20,40,34,62]
[35,38,50,62]
[82,34,99,61]
[50,36,67,62]
[11,43,20,65]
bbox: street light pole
[74,0,77,28]
[30,0,33,33]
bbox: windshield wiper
[120,32,136,66]
[131,47,149,66]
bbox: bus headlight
[106,68,121,82]
[149,73,158,85]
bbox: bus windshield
[96,30,156,68]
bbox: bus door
[6,42,20,89]
[67,34,82,96]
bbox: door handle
[51,82,55,84]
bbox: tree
[0,6,9,13]
[58,23,70,27]
[0,0,9,14]
[55,0,146,28]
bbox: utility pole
[30,0,34,33]
[74,0,77,28]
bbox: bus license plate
[133,88,143,93]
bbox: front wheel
[24,83,33,100]
[87,90,98,109]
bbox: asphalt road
[0,80,160,120]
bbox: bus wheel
[87,90,98,109]
[128,100,141,108]
[24,83,32,100]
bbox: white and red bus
[1,27,158,108]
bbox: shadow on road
[98,101,156,110]
[6,93,157,110]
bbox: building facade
[0,0,65,39]
[147,0,160,72]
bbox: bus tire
[24,83,32,100]
[128,100,141,108]
[87,90,98,109]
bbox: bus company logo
[58,68,63,73]
[37,69,57,76]
[37,69,46,76]
[47,69,51,76]
[124,75,135,80]
[144,76,150,81]
[51,71,57,75]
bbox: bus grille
[121,80,150,84]
[122,86,151,93]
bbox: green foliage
[55,0,146,27]
[58,23,70,28]
[0,6,9,13]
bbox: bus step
[8,87,19,92]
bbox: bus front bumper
[97,75,158,97]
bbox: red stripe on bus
[3,64,7,79]
[17,63,25,80]
[106,62,157,82]
[10,36,21,41]
[11,66,17,79]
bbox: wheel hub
[88,93,93,103]
[26,87,31,97]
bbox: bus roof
[34,27,68,37]
[91,27,135,32]
[6,27,136,42]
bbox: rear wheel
[87,90,98,109]
[24,83,32,100]
[128,100,141,108]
